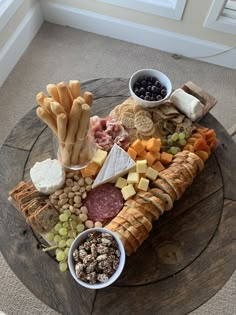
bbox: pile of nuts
[73,231,121,284]
[49,171,102,229]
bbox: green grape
[68,230,76,238]
[45,232,54,241]
[56,250,65,262]
[179,139,187,146]
[167,138,173,145]
[59,227,68,236]
[167,134,172,140]
[175,147,181,153]
[58,240,67,248]
[170,147,179,155]
[62,222,69,228]
[69,220,77,229]
[71,214,77,221]
[171,133,179,142]
[76,224,85,233]
[55,248,61,255]
[53,235,61,244]
[54,223,62,232]
[179,132,186,140]
[66,238,74,247]
[64,248,70,257]
[59,261,68,272]
[59,213,69,222]
[63,209,71,218]
[162,139,167,146]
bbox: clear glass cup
[54,128,96,170]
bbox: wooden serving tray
[0,78,235,315]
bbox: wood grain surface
[0,78,235,315]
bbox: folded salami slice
[84,183,123,222]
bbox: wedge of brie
[30,159,65,194]
[92,144,136,188]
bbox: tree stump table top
[0,78,235,315]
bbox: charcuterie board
[0,78,235,315]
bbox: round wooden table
[0,78,235,315]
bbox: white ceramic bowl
[68,227,126,289]
[129,69,172,108]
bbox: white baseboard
[40,0,236,70]
[0,2,44,87]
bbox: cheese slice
[92,144,136,188]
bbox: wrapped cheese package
[170,88,204,121]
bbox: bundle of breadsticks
[36,81,94,167]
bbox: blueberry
[146,91,151,97]
[151,86,158,93]
[147,86,152,92]
[155,81,161,88]
[156,95,162,101]
[139,95,144,99]
[147,81,152,86]
[152,93,157,98]
[134,82,141,88]
[141,80,147,87]
[161,85,166,90]
[161,89,167,96]
[151,77,156,83]
[156,88,161,95]
[134,88,140,96]
[150,97,155,101]
[140,87,145,95]
[144,95,150,101]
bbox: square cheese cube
[136,160,147,173]
[115,177,128,189]
[92,149,108,166]
[127,172,139,184]
[121,184,136,200]
[146,167,159,181]
[138,178,149,191]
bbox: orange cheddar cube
[131,139,145,154]
[128,147,137,161]
[80,167,94,178]
[152,161,165,172]
[160,152,173,165]
[138,149,148,158]
[146,138,161,153]
[145,151,157,166]
[86,161,100,174]
[141,140,148,149]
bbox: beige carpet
[0,22,235,315]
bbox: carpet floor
[0,22,235,315]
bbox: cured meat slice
[84,183,123,222]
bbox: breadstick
[46,84,60,103]
[36,107,57,136]
[66,99,83,144]
[36,92,47,107]
[83,92,93,107]
[51,101,67,116]
[43,98,56,117]
[57,114,67,142]
[71,104,91,165]
[57,82,73,114]
[69,80,81,99]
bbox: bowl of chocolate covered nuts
[68,227,126,289]
[129,69,172,108]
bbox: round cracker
[120,112,135,129]
[134,115,154,133]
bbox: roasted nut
[68,192,75,198]
[59,193,67,200]
[85,177,93,185]
[79,213,88,222]
[86,185,92,192]
[55,189,64,196]
[58,198,69,206]
[72,185,80,192]
[66,179,73,186]
[78,178,85,186]
[74,196,82,204]
[64,186,72,193]
[66,172,74,178]
[81,192,87,199]
[80,206,88,214]
[85,220,94,229]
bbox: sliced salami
[84,183,123,222]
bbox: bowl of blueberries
[129,69,172,108]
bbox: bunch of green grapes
[162,132,187,155]
[44,210,85,272]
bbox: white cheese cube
[121,184,136,200]
[115,177,128,189]
[146,167,159,181]
[138,177,149,191]
[127,172,139,184]
[136,160,147,173]
[91,149,108,166]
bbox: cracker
[134,115,154,133]
[135,110,152,119]
[128,128,138,143]
[120,112,135,129]
[134,105,144,114]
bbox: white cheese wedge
[92,144,136,188]
[30,159,65,194]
